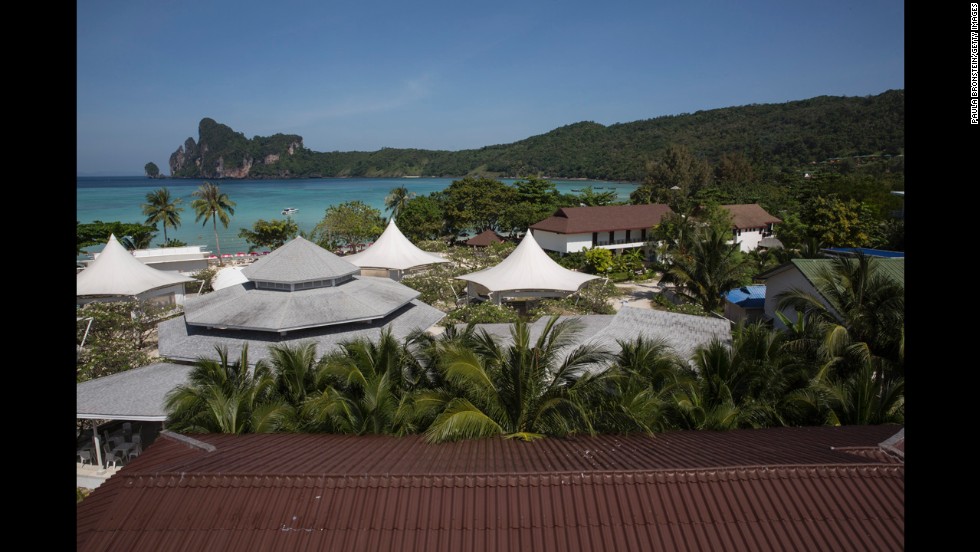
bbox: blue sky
[77,0,904,176]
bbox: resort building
[129,244,212,274]
[76,234,196,307]
[156,236,446,364]
[456,231,599,305]
[343,218,450,281]
[720,204,782,252]
[77,425,905,551]
[529,204,673,254]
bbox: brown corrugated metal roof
[78,426,903,551]
[530,204,673,234]
[721,204,782,229]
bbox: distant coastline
[77,176,639,255]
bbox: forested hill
[168,90,903,181]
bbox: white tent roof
[211,266,249,291]
[344,219,450,271]
[77,234,195,298]
[456,231,599,293]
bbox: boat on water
[281,207,299,215]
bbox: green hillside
[167,90,904,181]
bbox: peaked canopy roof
[210,266,249,291]
[457,232,598,293]
[76,234,194,298]
[242,236,359,283]
[344,219,449,271]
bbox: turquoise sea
[77,176,637,255]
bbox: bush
[445,301,522,324]
[528,279,618,318]
[652,293,709,317]
[189,266,218,294]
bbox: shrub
[445,301,522,324]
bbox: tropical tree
[76,300,161,382]
[776,253,904,369]
[191,182,236,263]
[576,186,619,206]
[384,186,415,221]
[588,337,685,434]
[312,200,384,252]
[77,221,158,254]
[238,218,299,252]
[630,144,712,207]
[141,187,184,244]
[658,224,748,313]
[397,195,445,241]
[301,330,419,435]
[118,228,157,250]
[164,345,289,434]
[421,316,612,442]
[811,361,904,425]
[442,177,518,238]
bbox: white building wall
[564,233,593,253]
[764,268,834,329]
[733,229,765,252]
[532,230,593,253]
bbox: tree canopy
[312,200,384,251]
[238,218,299,252]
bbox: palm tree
[301,329,418,435]
[422,316,612,442]
[141,187,183,244]
[786,354,905,426]
[587,337,686,434]
[384,186,415,221]
[667,323,814,430]
[262,341,324,431]
[659,224,748,313]
[191,182,236,264]
[777,253,904,370]
[164,345,289,434]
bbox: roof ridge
[160,430,217,452]
[118,463,903,481]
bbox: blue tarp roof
[724,285,766,309]
[823,248,905,258]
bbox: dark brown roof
[77,426,904,551]
[530,204,673,234]
[721,203,782,229]
[465,229,506,247]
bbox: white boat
[281,207,299,215]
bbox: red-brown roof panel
[78,427,903,552]
[530,204,674,234]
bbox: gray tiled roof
[578,307,731,361]
[241,236,359,283]
[457,308,731,368]
[76,362,192,420]
[159,300,446,364]
[183,277,420,332]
